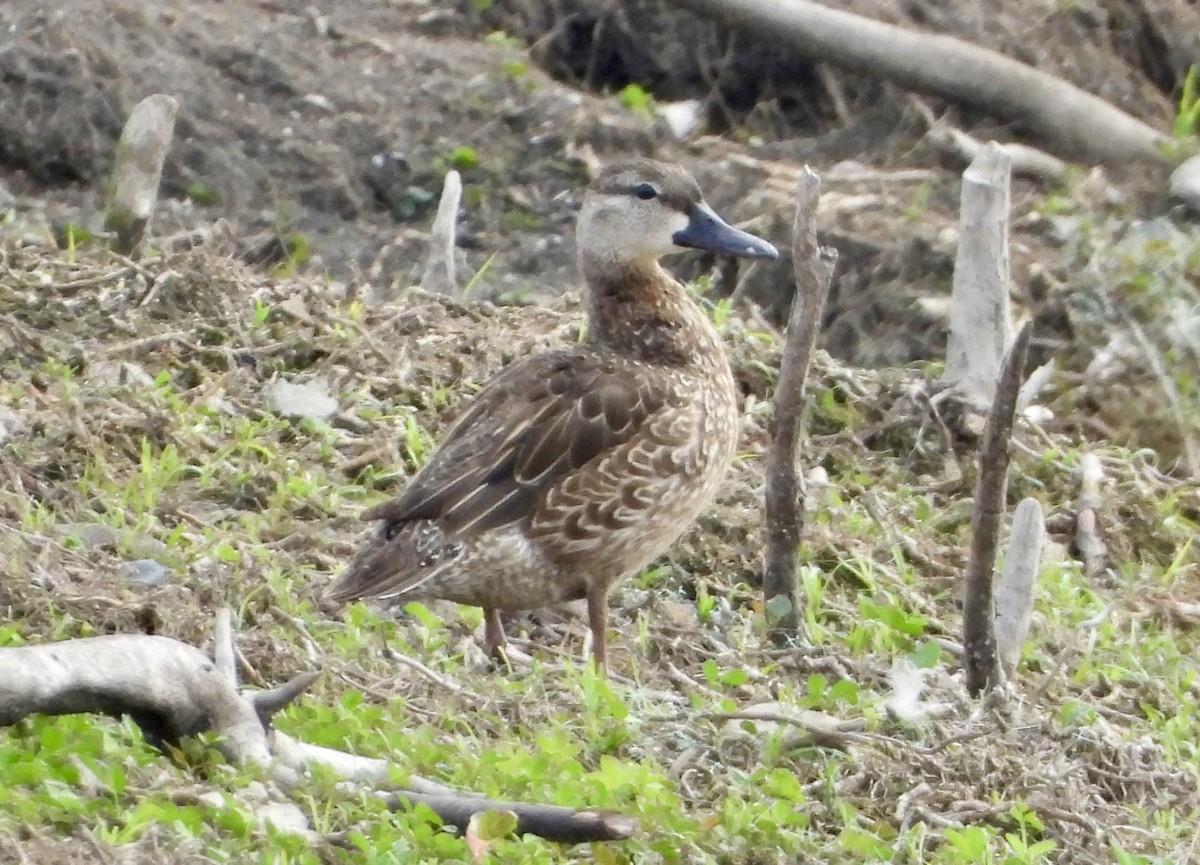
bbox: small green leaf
[720,668,749,687]
[618,83,653,115]
[592,843,623,865]
[466,809,518,860]
[907,640,942,668]
[39,725,67,752]
[765,594,793,620]
[447,147,479,171]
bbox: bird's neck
[580,255,726,370]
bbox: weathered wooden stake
[104,93,179,255]
[421,169,462,295]
[994,496,1045,677]
[942,142,1014,408]
[1074,453,1108,579]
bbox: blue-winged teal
[328,159,778,669]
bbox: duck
[327,158,778,670]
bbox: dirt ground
[1,0,1197,366]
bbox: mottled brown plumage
[328,159,778,669]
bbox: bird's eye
[632,182,659,200]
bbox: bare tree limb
[669,0,1168,166]
[942,142,1014,409]
[104,94,179,255]
[0,634,277,764]
[0,617,637,844]
[963,322,1032,697]
[994,496,1045,678]
[383,792,637,843]
[421,169,463,296]
[764,167,838,643]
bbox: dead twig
[703,708,877,750]
[963,322,1032,696]
[763,166,838,643]
[383,647,470,696]
[924,123,1068,183]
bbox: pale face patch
[578,194,693,262]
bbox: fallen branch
[704,707,873,750]
[0,634,277,764]
[963,322,1032,696]
[382,792,636,843]
[924,124,1067,184]
[0,612,637,844]
[763,167,838,643]
[671,0,1167,166]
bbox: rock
[1169,154,1200,212]
[257,802,313,838]
[59,523,121,551]
[84,360,155,388]
[265,378,338,420]
[0,405,24,446]
[119,559,172,588]
[657,100,703,140]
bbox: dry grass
[1,236,1198,864]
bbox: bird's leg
[483,607,507,659]
[586,590,608,675]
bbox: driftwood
[0,634,278,763]
[963,323,1032,696]
[994,496,1045,677]
[942,142,1014,410]
[103,93,179,255]
[421,169,463,296]
[0,612,637,845]
[763,167,838,642]
[671,0,1167,166]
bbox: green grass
[1173,65,1200,140]
[0,237,1198,864]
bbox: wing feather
[369,348,676,540]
